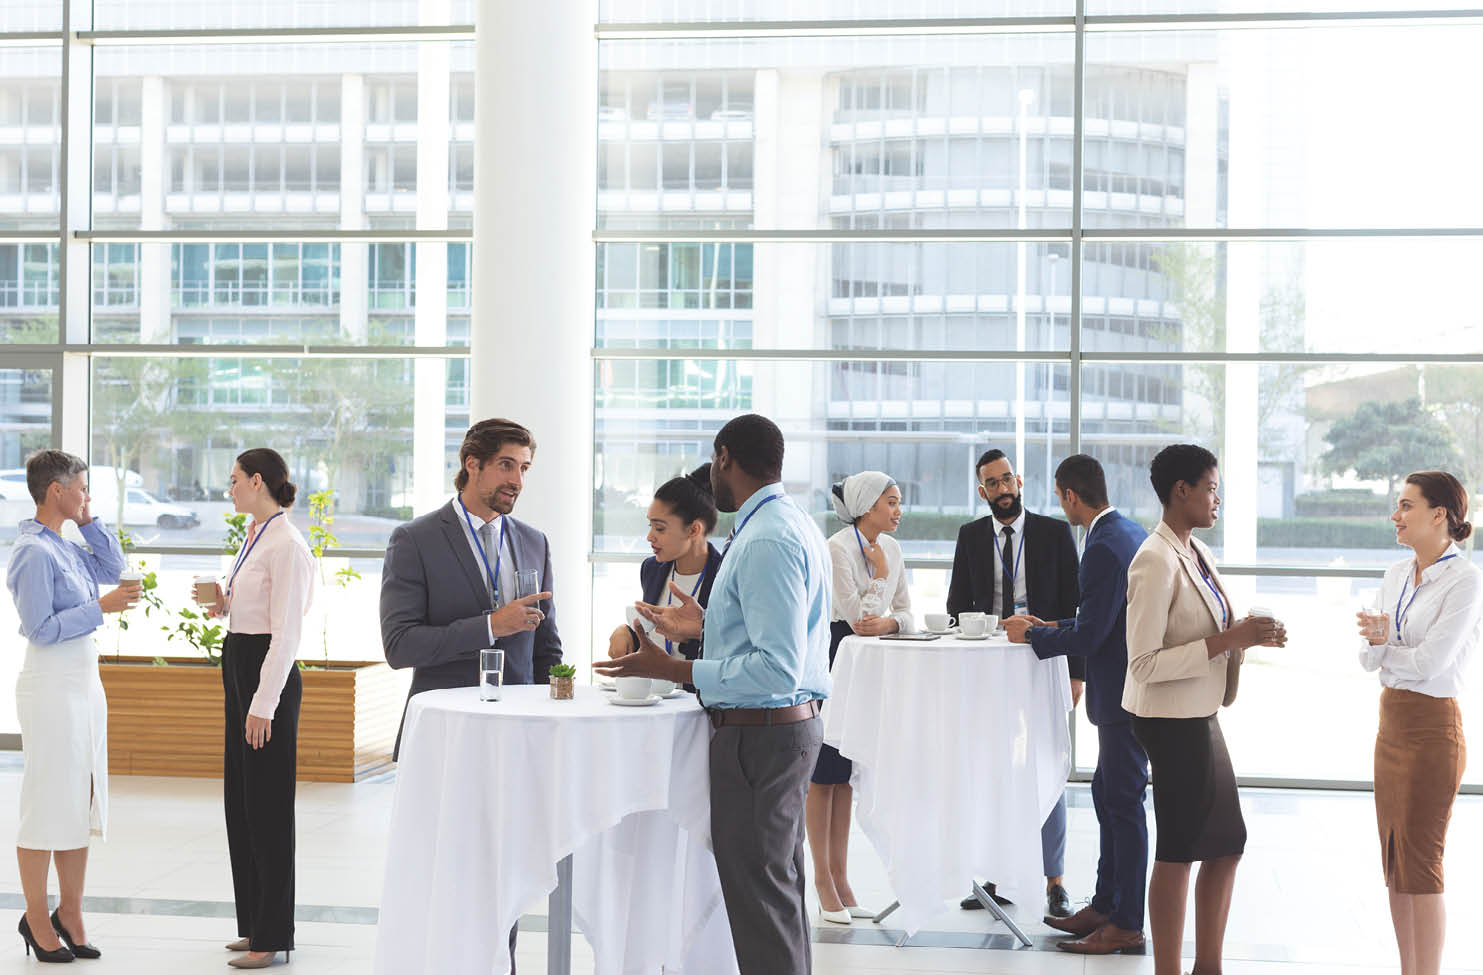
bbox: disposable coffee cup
[1248,605,1275,620]
[119,570,142,586]
[194,576,219,606]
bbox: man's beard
[481,487,516,515]
[713,480,738,514]
[992,493,1023,520]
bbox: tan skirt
[1374,687,1465,894]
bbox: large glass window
[593,8,1483,789]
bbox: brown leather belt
[707,699,820,729]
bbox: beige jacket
[1121,520,1242,719]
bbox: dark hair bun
[274,481,298,507]
[1456,520,1474,542]
[685,463,714,498]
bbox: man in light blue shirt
[595,413,830,975]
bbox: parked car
[94,485,201,529]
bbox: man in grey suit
[379,417,561,974]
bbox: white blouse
[1358,542,1483,699]
[827,526,915,634]
[223,514,318,719]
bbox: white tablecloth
[822,634,1071,936]
[373,685,738,975]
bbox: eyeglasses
[981,473,1018,490]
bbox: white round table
[822,634,1072,940]
[373,685,738,975]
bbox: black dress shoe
[51,909,102,959]
[959,882,1013,910]
[18,916,74,963]
[1045,883,1073,918]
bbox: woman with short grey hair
[6,449,138,962]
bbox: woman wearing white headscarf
[807,471,914,926]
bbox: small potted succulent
[549,664,576,700]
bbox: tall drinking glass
[479,648,505,702]
[516,569,541,601]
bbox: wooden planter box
[99,657,409,783]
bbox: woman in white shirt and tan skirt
[198,448,316,970]
[1357,471,1481,975]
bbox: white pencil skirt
[15,633,109,850]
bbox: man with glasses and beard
[947,448,1083,919]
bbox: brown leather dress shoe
[1056,923,1146,954]
[1043,903,1108,937]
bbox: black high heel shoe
[51,909,101,959]
[18,916,74,963]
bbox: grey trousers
[709,716,824,975]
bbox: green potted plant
[549,664,576,700]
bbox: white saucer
[927,627,958,636]
[609,694,661,707]
[662,688,684,699]
[599,683,616,692]
[957,633,991,641]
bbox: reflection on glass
[91,0,474,30]
[89,242,472,345]
[598,0,1069,22]
[1082,362,1483,569]
[1,48,62,231]
[593,359,1072,557]
[88,356,470,541]
[90,43,473,231]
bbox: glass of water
[516,569,541,601]
[479,648,505,702]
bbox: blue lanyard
[1395,553,1458,641]
[664,561,709,656]
[226,510,283,596]
[459,496,506,604]
[1193,552,1228,630]
[995,524,1026,591]
[722,492,783,556]
[854,525,877,579]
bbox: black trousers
[1088,721,1150,931]
[223,632,301,952]
[710,716,823,975]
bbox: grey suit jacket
[380,500,563,755]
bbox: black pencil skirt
[1132,713,1246,864]
[810,620,857,786]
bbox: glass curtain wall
[590,3,1483,788]
[0,1,476,733]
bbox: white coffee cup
[960,615,991,637]
[119,570,142,585]
[193,575,219,606]
[924,613,954,632]
[1248,605,1276,620]
[615,676,652,700]
[650,678,677,697]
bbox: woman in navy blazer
[608,465,721,662]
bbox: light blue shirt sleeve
[7,538,105,644]
[691,537,813,705]
[77,518,127,584]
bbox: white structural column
[56,0,94,458]
[138,76,168,342]
[413,8,452,515]
[473,0,597,663]
[752,68,826,494]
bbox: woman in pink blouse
[197,448,316,970]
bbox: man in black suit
[948,448,1082,918]
[379,417,561,974]
[1005,454,1149,954]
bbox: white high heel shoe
[845,905,874,919]
[818,905,852,925]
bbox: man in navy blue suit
[1004,454,1150,954]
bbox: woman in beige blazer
[1123,444,1287,975]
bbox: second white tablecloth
[823,635,1071,937]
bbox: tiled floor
[0,754,1479,973]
